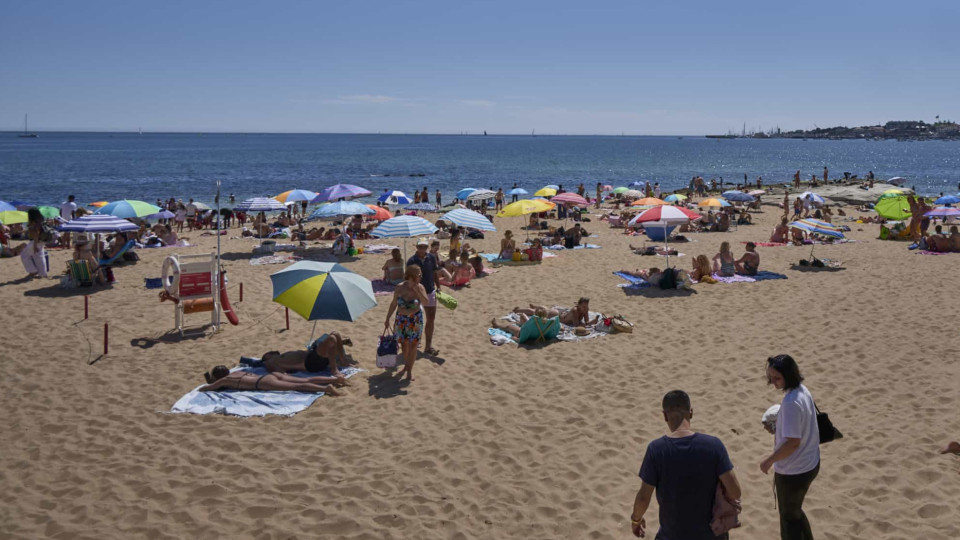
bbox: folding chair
[66,260,93,287]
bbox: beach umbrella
[58,214,138,233]
[234,197,286,212]
[309,201,375,220]
[508,188,529,196]
[723,191,756,203]
[438,208,496,232]
[630,197,667,207]
[612,187,629,195]
[875,196,912,220]
[315,183,372,202]
[629,181,648,188]
[628,206,701,267]
[95,200,162,219]
[0,201,18,212]
[534,187,558,197]
[192,202,212,211]
[789,219,845,258]
[456,188,478,200]
[934,195,960,206]
[466,189,497,201]
[271,261,377,344]
[146,210,176,220]
[544,184,560,191]
[800,192,825,205]
[0,210,28,225]
[404,202,439,212]
[379,191,413,206]
[748,190,766,196]
[365,205,393,221]
[698,197,731,208]
[887,177,907,186]
[663,194,687,204]
[498,198,555,218]
[37,206,60,219]
[877,191,904,200]
[88,201,109,208]
[603,185,614,191]
[924,207,960,218]
[623,189,643,199]
[552,193,589,206]
[371,215,439,260]
[275,189,319,204]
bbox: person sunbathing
[261,333,349,381]
[492,307,549,338]
[734,242,760,275]
[630,243,678,256]
[770,217,789,243]
[500,230,517,259]
[712,241,736,276]
[514,297,598,326]
[199,366,342,395]
[950,226,960,252]
[382,248,405,284]
[690,254,714,283]
[443,247,461,272]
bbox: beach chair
[98,239,136,267]
[516,316,560,345]
[66,260,94,287]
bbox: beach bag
[376,332,399,369]
[658,268,677,289]
[609,315,633,333]
[436,290,458,310]
[815,402,842,444]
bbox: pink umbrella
[627,206,701,267]
[551,193,589,206]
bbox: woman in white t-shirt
[761,354,820,540]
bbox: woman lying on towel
[513,297,598,327]
[262,331,350,381]
[492,307,548,338]
[198,366,344,395]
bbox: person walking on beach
[761,354,820,540]
[495,188,505,212]
[59,195,78,248]
[822,167,828,184]
[185,198,197,231]
[406,239,441,356]
[435,189,442,208]
[630,390,742,539]
[595,182,602,208]
[794,170,801,189]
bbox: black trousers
[775,462,820,540]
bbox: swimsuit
[720,260,735,276]
[304,347,330,373]
[395,310,423,342]
[742,261,758,275]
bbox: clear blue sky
[2,1,958,135]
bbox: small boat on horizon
[18,114,38,138]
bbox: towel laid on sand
[488,309,610,345]
[250,254,299,265]
[613,271,652,288]
[711,271,788,283]
[363,244,399,254]
[171,365,363,417]
[370,279,397,296]
[545,243,602,250]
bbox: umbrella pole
[309,320,317,347]
[663,224,670,268]
[215,179,222,331]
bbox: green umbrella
[37,206,59,219]
[612,186,629,194]
[875,196,912,220]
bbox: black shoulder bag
[815,402,842,444]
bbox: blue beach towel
[751,271,788,281]
[613,271,652,288]
[171,365,363,417]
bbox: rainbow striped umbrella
[274,189,319,204]
[270,261,376,322]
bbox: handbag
[610,315,633,333]
[815,402,842,444]
[376,331,399,369]
[435,290,458,310]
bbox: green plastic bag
[436,290,458,310]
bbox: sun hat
[416,238,429,247]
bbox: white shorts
[425,290,437,308]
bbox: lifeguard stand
[172,253,220,335]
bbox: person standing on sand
[630,390,742,539]
[822,167,828,184]
[495,188,505,212]
[794,170,801,189]
[596,182,603,208]
[761,355,820,540]
[406,239,441,356]
[435,189,442,208]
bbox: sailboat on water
[19,114,38,138]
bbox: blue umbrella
[371,215,438,238]
[934,195,960,206]
[800,191,825,205]
[309,201,375,220]
[95,200,162,219]
[404,202,438,212]
[508,188,528,196]
[722,191,756,202]
[270,261,376,323]
[58,214,138,233]
[789,219,844,239]
[235,197,287,212]
[314,183,372,202]
[438,208,497,232]
[378,191,412,205]
[0,201,16,212]
[456,188,478,200]
[629,181,647,188]
[147,210,176,220]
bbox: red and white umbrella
[628,206,700,267]
[551,193,589,206]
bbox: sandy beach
[2,196,959,540]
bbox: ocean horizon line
[2,130,703,138]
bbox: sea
[2,132,959,207]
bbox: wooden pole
[84,295,89,320]
[103,323,109,355]
[239,282,243,302]
[285,307,290,331]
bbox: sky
[2,1,958,135]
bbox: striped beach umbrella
[924,207,960,218]
[235,197,287,212]
[378,191,412,205]
[800,192,825,205]
[789,219,844,239]
[274,189,319,204]
[271,261,376,322]
[95,200,162,219]
[438,208,496,231]
[552,193,589,206]
[58,214,138,233]
[466,189,497,201]
[404,202,438,212]
[314,184,372,202]
[371,215,438,239]
[309,201,375,220]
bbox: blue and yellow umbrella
[270,261,376,322]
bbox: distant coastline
[707,120,960,141]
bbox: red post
[84,295,89,320]
[285,307,290,330]
[103,323,109,355]
[239,282,243,302]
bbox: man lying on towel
[198,366,346,395]
[263,331,351,379]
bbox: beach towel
[170,365,363,417]
[747,242,788,247]
[371,279,398,296]
[751,271,789,281]
[711,271,788,283]
[917,250,955,256]
[362,244,399,254]
[545,243,601,250]
[613,271,652,288]
[249,254,298,265]
[489,309,608,345]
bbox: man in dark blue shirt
[406,239,441,356]
[631,390,742,539]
